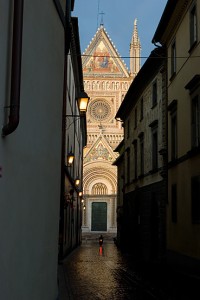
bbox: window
[191,95,200,147]
[190,3,197,47]
[139,133,144,175]
[89,99,111,121]
[168,100,178,161]
[152,127,158,170]
[171,41,176,77]
[185,75,200,149]
[191,176,200,223]
[134,108,137,129]
[171,184,177,223]
[140,97,144,120]
[127,119,130,139]
[152,80,157,107]
[149,120,158,170]
[92,183,108,195]
[171,110,178,160]
[126,148,130,184]
[133,140,138,179]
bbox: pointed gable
[84,133,118,164]
[82,26,129,78]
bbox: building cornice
[152,0,190,45]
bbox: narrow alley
[58,238,199,300]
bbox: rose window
[89,100,111,121]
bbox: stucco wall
[0,1,64,299]
[166,0,200,260]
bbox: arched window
[92,183,108,195]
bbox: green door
[91,202,107,231]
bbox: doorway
[91,202,107,231]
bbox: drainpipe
[59,0,71,260]
[2,0,24,137]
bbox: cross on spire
[99,11,105,26]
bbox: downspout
[2,0,24,137]
[152,39,163,49]
[59,0,71,260]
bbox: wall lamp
[67,150,74,165]
[78,91,90,113]
[75,177,80,186]
[66,91,90,117]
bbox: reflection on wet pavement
[59,241,198,300]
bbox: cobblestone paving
[58,241,198,300]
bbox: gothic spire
[130,18,141,77]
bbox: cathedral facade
[82,21,141,234]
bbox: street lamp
[66,91,90,118]
[75,177,80,186]
[67,150,74,165]
[78,91,90,113]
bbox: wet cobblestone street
[58,240,199,300]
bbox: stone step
[82,232,116,241]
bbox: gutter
[2,0,24,137]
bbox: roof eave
[152,0,178,44]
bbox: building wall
[0,1,65,299]
[168,160,200,258]
[124,71,164,191]
[59,16,87,258]
[166,0,200,260]
[124,180,166,261]
[115,150,125,245]
[115,48,167,261]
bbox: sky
[72,0,168,68]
